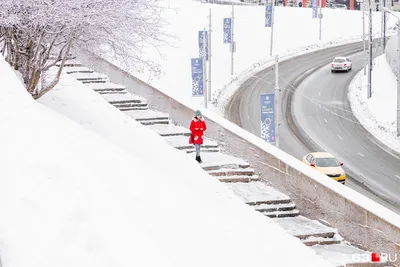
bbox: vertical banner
[265,3,273,27]
[312,0,318,18]
[223,18,232,43]
[198,31,209,61]
[191,58,204,97]
[260,93,276,143]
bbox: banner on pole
[191,58,204,97]
[312,0,318,18]
[265,3,273,27]
[198,31,209,61]
[223,18,232,43]
[260,93,276,143]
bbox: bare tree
[0,0,171,99]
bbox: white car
[331,57,352,73]
[332,3,347,9]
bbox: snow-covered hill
[0,54,336,266]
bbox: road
[226,41,400,213]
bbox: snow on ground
[0,55,337,266]
[98,0,396,115]
[348,54,400,154]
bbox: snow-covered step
[101,93,147,105]
[218,175,260,183]
[274,216,337,240]
[208,168,255,177]
[101,93,148,110]
[163,135,219,151]
[253,202,296,212]
[302,235,343,246]
[186,147,221,153]
[224,181,291,205]
[262,209,300,218]
[193,152,250,171]
[86,82,127,92]
[95,89,127,94]
[312,243,375,267]
[63,66,94,74]
[146,124,191,137]
[69,72,109,83]
[124,109,169,125]
[56,59,83,67]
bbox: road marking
[396,175,400,179]
[358,152,364,157]
[337,134,343,140]
[324,118,328,123]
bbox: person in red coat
[189,110,207,163]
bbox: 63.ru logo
[352,252,398,263]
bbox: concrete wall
[77,52,400,265]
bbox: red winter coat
[189,117,207,144]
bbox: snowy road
[226,41,400,214]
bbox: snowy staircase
[60,59,373,267]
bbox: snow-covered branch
[0,0,172,99]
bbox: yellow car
[302,152,346,184]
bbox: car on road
[331,56,352,73]
[332,3,347,9]
[302,152,346,184]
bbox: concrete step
[101,93,147,105]
[63,66,94,74]
[69,72,108,82]
[262,209,300,218]
[186,147,220,153]
[81,79,108,84]
[189,152,250,171]
[218,175,260,183]
[253,202,296,212]
[119,106,149,111]
[274,216,337,240]
[146,124,191,137]
[124,109,169,121]
[56,59,83,67]
[302,235,343,246]
[224,181,292,205]
[96,89,127,94]
[139,119,170,126]
[86,82,127,91]
[114,103,148,109]
[208,168,255,177]
[163,135,219,151]
[311,243,377,267]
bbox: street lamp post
[382,7,400,136]
[357,0,367,75]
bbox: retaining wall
[77,51,400,265]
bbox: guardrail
[76,50,400,265]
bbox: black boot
[196,156,202,163]
[198,156,202,163]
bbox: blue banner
[191,58,204,97]
[312,0,318,18]
[265,4,272,27]
[198,31,208,61]
[260,94,275,143]
[223,18,232,43]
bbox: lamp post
[357,0,367,75]
[381,7,400,136]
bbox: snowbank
[98,0,397,115]
[348,54,400,154]
[0,56,336,266]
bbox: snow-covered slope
[349,54,400,153]
[100,0,397,113]
[0,56,336,266]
